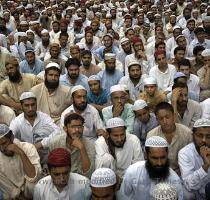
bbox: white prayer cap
[29,21,39,25]
[20,21,28,25]
[173,25,181,31]
[19,92,36,101]
[104,53,116,60]
[106,117,125,129]
[25,4,33,9]
[175,34,185,41]
[144,77,157,85]
[174,72,186,80]
[25,47,35,54]
[110,84,125,94]
[202,16,210,22]
[120,37,130,45]
[151,182,178,200]
[201,49,210,57]
[26,30,35,35]
[103,33,113,40]
[145,136,168,148]
[132,99,148,111]
[91,168,116,188]
[88,75,100,82]
[193,118,210,128]
[15,32,27,38]
[127,60,141,68]
[41,29,49,35]
[0,124,10,139]
[106,13,112,18]
[71,85,86,96]
[45,62,60,70]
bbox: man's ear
[144,150,148,160]
[63,126,67,132]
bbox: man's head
[49,43,61,59]
[103,34,113,48]
[143,77,157,97]
[173,72,187,85]
[106,117,126,148]
[65,58,80,80]
[64,112,85,139]
[88,75,101,95]
[193,119,210,154]
[155,41,166,52]
[20,92,37,118]
[85,29,93,45]
[172,26,182,39]
[194,27,206,43]
[133,100,150,123]
[110,85,127,108]
[91,168,117,200]
[132,37,144,52]
[104,53,116,74]
[172,83,188,108]
[120,37,132,54]
[193,45,205,62]
[201,49,210,67]
[71,85,87,111]
[174,47,185,62]
[41,29,50,44]
[81,50,92,68]
[47,148,71,191]
[145,136,169,180]
[0,17,6,31]
[128,61,141,81]
[178,58,191,79]
[183,7,192,20]
[154,50,167,67]
[176,35,187,49]
[186,19,195,32]
[25,48,35,65]
[44,62,61,90]
[70,45,80,60]
[0,124,15,157]
[59,32,68,48]
[52,21,60,33]
[155,102,175,133]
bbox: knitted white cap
[106,117,125,129]
[132,99,148,111]
[110,84,125,94]
[193,118,210,128]
[19,92,36,101]
[145,136,168,148]
[0,124,10,139]
[70,85,86,97]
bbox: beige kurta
[80,63,101,77]
[0,105,16,125]
[31,83,71,125]
[0,139,41,199]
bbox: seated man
[45,112,95,178]
[178,118,210,200]
[102,85,135,133]
[0,124,41,199]
[95,117,144,178]
[0,104,15,125]
[132,99,158,148]
[120,136,183,200]
[33,148,91,200]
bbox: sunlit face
[111,91,127,107]
[109,127,126,147]
[91,186,115,200]
[21,98,37,118]
[193,127,210,150]
[144,84,157,96]
[72,89,87,111]
[179,65,190,78]
[64,119,84,139]
[135,108,150,123]
[128,65,141,79]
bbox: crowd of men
[0,0,210,199]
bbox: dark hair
[193,45,205,56]
[174,46,185,55]
[65,58,80,69]
[59,32,69,39]
[64,112,85,126]
[155,41,166,49]
[194,27,205,35]
[81,50,92,57]
[0,17,6,23]
[178,58,191,69]
[154,102,174,115]
[172,82,188,91]
[4,130,13,139]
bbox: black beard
[145,159,170,181]
[44,78,59,90]
[56,14,62,20]
[109,136,126,148]
[105,67,115,74]
[124,49,132,54]
[42,40,50,47]
[0,26,6,31]
[129,75,140,82]
[68,73,79,80]
[73,101,87,111]
[8,71,21,82]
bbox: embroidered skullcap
[203,16,210,22]
[20,92,36,101]
[174,72,186,80]
[41,29,49,34]
[175,34,185,41]
[71,85,86,96]
[120,37,130,45]
[104,53,116,60]
[103,33,113,40]
[45,62,60,70]
[48,148,71,166]
[144,77,157,85]
[88,75,100,82]
[151,182,178,200]
[106,117,125,129]
[26,30,35,35]
[187,18,196,24]
[193,118,210,128]
[132,99,148,111]
[172,25,181,31]
[50,42,60,49]
[20,21,28,25]
[110,84,125,94]
[145,136,168,148]
[91,168,116,188]
[127,60,141,68]
[0,124,10,139]
[25,47,35,54]
[201,49,210,57]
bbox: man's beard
[44,78,59,90]
[124,48,132,55]
[42,40,50,47]
[69,73,79,80]
[105,67,115,74]
[129,74,140,82]
[177,100,187,108]
[145,159,170,181]
[0,26,6,31]
[73,101,87,111]
[8,71,21,82]
[56,14,62,20]
[109,135,126,148]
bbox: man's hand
[71,137,84,150]
[96,129,109,139]
[113,103,124,117]
[6,143,23,155]
[172,88,181,103]
[200,145,210,172]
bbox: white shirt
[95,134,144,178]
[120,161,184,200]
[201,98,210,119]
[33,173,91,200]
[188,74,200,102]
[178,143,210,199]
[10,111,61,147]
[0,105,16,126]
[149,64,177,92]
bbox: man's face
[203,56,210,67]
[82,54,92,67]
[196,32,205,42]
[177,37,187,48]
[157,44,166,52]
[170,16,177,24]
[121,42,131,54]
[21,98,37,118]
[156,109,175,133]
[105,59,116,74]
[85,32,93,44]
[41,33,50,42]
[26,52,35,65]
[88,80,100,95]
[91,22,98,31]
[187,21,195,32]
[111,91,127,107]
[126,30,135,41]
[177,87,188,107]
[133,42,144,52]
[183,9,191,20]
[92,186,115,200]
[156,54,167,66]
[144,84,157,96]
[60,23,67,32]
[72,90,87,111]
[70,49,80,60]
[52,22,60,33]
[110,127,126,148]
[179,65,190,78]
[0,136,14,157]
[173,28,181,39]
[49,166,71,191]
[45,69,60,89]
[50,47,60,58]
[128,65,141,80]
[67,65,80,79]
[103,36,112,48]
[135,108,150,123]
[5,64,18,78]
[175,50,185,62]
[59,36,68,47]
[65,119,84,139]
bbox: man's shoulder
[31,82,44,91]
[126,160,146,174]
[179,142,194,156]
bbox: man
[59,32,70,58]
[120,136,183,200]
[178,58,200,102]
[44,113,95,178]
[80,50,101,77]
[132,99,158,148]
[19,47,44,75]
[191,45,205,74]
[119,60,147,101]
[95,117,144,178]
[33,148,91,199]
[139,77,167,112]
[171,47,185,70]
[147,102,192,175]
[171,83,201,128]
[31,62,71,125]
[0,103,15,126]
[182,18,196,44]
[149,50,176,94]
[60,57,89,90]
[60,85,105,139]
[97,54,123,92]
[177,7,192,29]
[0,124,41,199]
[0,57,39,112]
[178,118,210,200]
[102,85,135,133]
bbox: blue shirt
[87,88,109,105]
